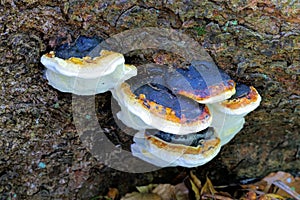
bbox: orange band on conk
[137,95,182,123]
[45,51,55,58]
[137,94,210,124]
[69,57,84,65]
[221,86,259,109]
[145,134,221,155]
[178,80,236,101]
[44,50,124,68]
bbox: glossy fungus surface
[166,61,236,103]
[229,83,251,99]
[131,128,221,167]
[133,83,209,123]
[55,36,103,59]
[112,82,212,135]
[152,127,212,147]
[212,84,261,116]
[40,36,137,95]
[41,37,262,168]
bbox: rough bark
[0,0,299,199]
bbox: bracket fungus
[207,83,262,145]
[210,84,262,117]
[41,50,137,95]
[166,61,236,104]
[40,36,261,168]
[112,82,212,135]
[131,128,221,168]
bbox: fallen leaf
[262,171,300,199]
[107,188,119,200]
[190,178,200,200]
[263,171,294,191]
[272,180,300,200]
[264,193,285,200]
[190,171,201,189]
[241,180,268,191]
[201,176,217,196]
[245,190,257,200]
[121,192,161,200]
[136,184,158,193]
[152,184,176,200]
[201,193,233,200]
[174,182,189,200]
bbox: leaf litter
[94,171,299,200]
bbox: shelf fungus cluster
[41,37,261,168]
[41,47,137,95]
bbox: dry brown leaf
[136,184,158,193]
[107,188,119,200]
[121,192,162,200]
[201,176,217,196]
[257,194,269,200]
[245,190,257,200]
[263,171,294,190]
[190,171,201,189]
[241,180,268,191]
[174,182,190,200]
[262,171,300,199]
[152,184,176,200]
[190,178,200,200]
[201,193,233,200]
[272,180,300,200]
[264,193,285,200]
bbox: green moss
[193,26,206,36]
[53,102,60,108]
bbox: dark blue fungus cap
[116,64,212,134]
[127,64,209,123]
[55,36,104,59]
[213,82,262,116]
[133,83,209,123]
[151,127,216,147]
[134,127,221,166]
[166,61,236,103]
[228,83,251,100]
